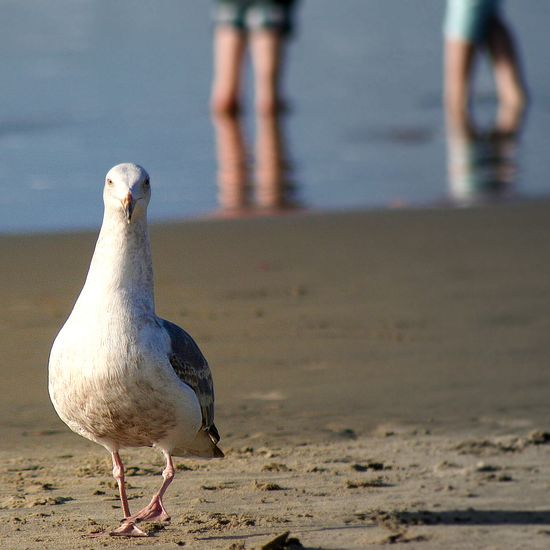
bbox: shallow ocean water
[0,0,549,233]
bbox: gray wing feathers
[160,319,217,436]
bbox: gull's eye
[144,177,150,187]
[106,178,114,186]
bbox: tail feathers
[208,424,224,457]
[207,423,221,444]
[211,444,225,458]
[172,427,224,459]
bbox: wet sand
[1,202,550,548]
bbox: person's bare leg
[250,30,284,115]
[444,39,477,131]
[211,27,246,114]
[486,16,527,134]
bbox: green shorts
[444,0,501,43]
[212,0,296,35]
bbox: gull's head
[103,163,151,224]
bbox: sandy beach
[2,202,550,549]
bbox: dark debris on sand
[261,531,304,549]
[455,431,550,456]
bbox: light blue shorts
[444,0,501,43]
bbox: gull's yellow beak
[122,192,135,223]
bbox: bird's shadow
[395,509,550,526]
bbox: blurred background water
[0,0,548,233]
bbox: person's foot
[496,96,526,136]
[255,96,289,116]
[211,93,241,115]
[499,86,527,114]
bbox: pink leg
[126,451,175,523]
[111,451,130,518]
[109,452,148,538]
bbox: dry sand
[1,202,550,549]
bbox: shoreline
[3,194,550,237]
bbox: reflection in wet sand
[213,111,248,212]
[212,111,300,217]
[446,105,526,206]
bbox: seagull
[48,163,223,537]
